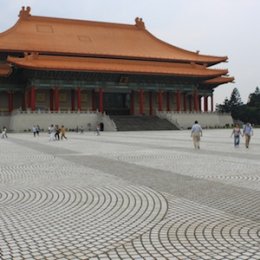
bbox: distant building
[0,6,234,115]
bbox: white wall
[1,110,233,132]
[157,111,233,129]
[0,115,10,130]
[8,110,117,132]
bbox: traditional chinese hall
[0,7,234,131]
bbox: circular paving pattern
[104,197,260,260]
[0,160,81,184]
[0,185,167,259]
[154,215,260,259]
[115,150,260,192]
[0,140,55,167]
[1,132,260,259]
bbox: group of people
[48,124,67,141]
[231,122,253,148]
[191,121,254,149]
[32,125,41,137]
[31,123,101,140]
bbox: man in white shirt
[191,120,203,149]
[243,122,253,148]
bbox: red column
[54,87,60,111]
[193,89,199,112]
[8,91,14,112]
[130,90,135,115]
[176,90,181,112]
[149,91,153,115]
[211,94,214,112]
[76,87,81,111]
[188,95,192,112]
[31,86,36,111]
[183,93,187,112]
[71,89,75,111]
[22,91,26,110]
[158,90,163,111]
[99,88,103,113]
[27,89,31,109]
[50,89,54,111]
[92,90,96,111]
[166,92,170,111]
[139,89,144,115]
[204,96,208,112]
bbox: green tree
[216,97,231,113]
[229,88,243,108]
[216,88,243,117]
[217,87,260,124]
[229,88,243,119]
[248,86,260,107]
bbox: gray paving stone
[0,130,259,259]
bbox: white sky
[1,0,259,107]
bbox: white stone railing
[11,109,98,115]
[7,110,117,132]
[9,110,100,132]
[99,112,117,131]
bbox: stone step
[110,115,179,131]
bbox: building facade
[0,7,234,116]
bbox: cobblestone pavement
[0,129,259,260]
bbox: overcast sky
[1,0,259,107]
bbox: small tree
[216,97,231,113]
[216,88,243,116]
[229,88,243,119]
[229,88,243,108]
[248,86,260,107]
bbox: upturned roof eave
[0,48,227,66]
[7,55,228,78]
[203,76,235,84]
[143,29,228,65]
[202,77,235,89]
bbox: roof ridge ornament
[135,17,145,29]
[19,6,31,19]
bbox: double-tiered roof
[0,6,234,86]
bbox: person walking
[243,122,253,148]
[1,126,8,139]
[231,124,242,147]
[191,120,203,149]
[96,123,100,136]
[54,125,60,140]
[49,124,55,141]
[60,125,67,140]
[32,125,37,137]
[36,125,40,136]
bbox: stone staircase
[110,115,179,131]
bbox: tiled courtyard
[0,129,259,260]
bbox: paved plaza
[0,129,260,260]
